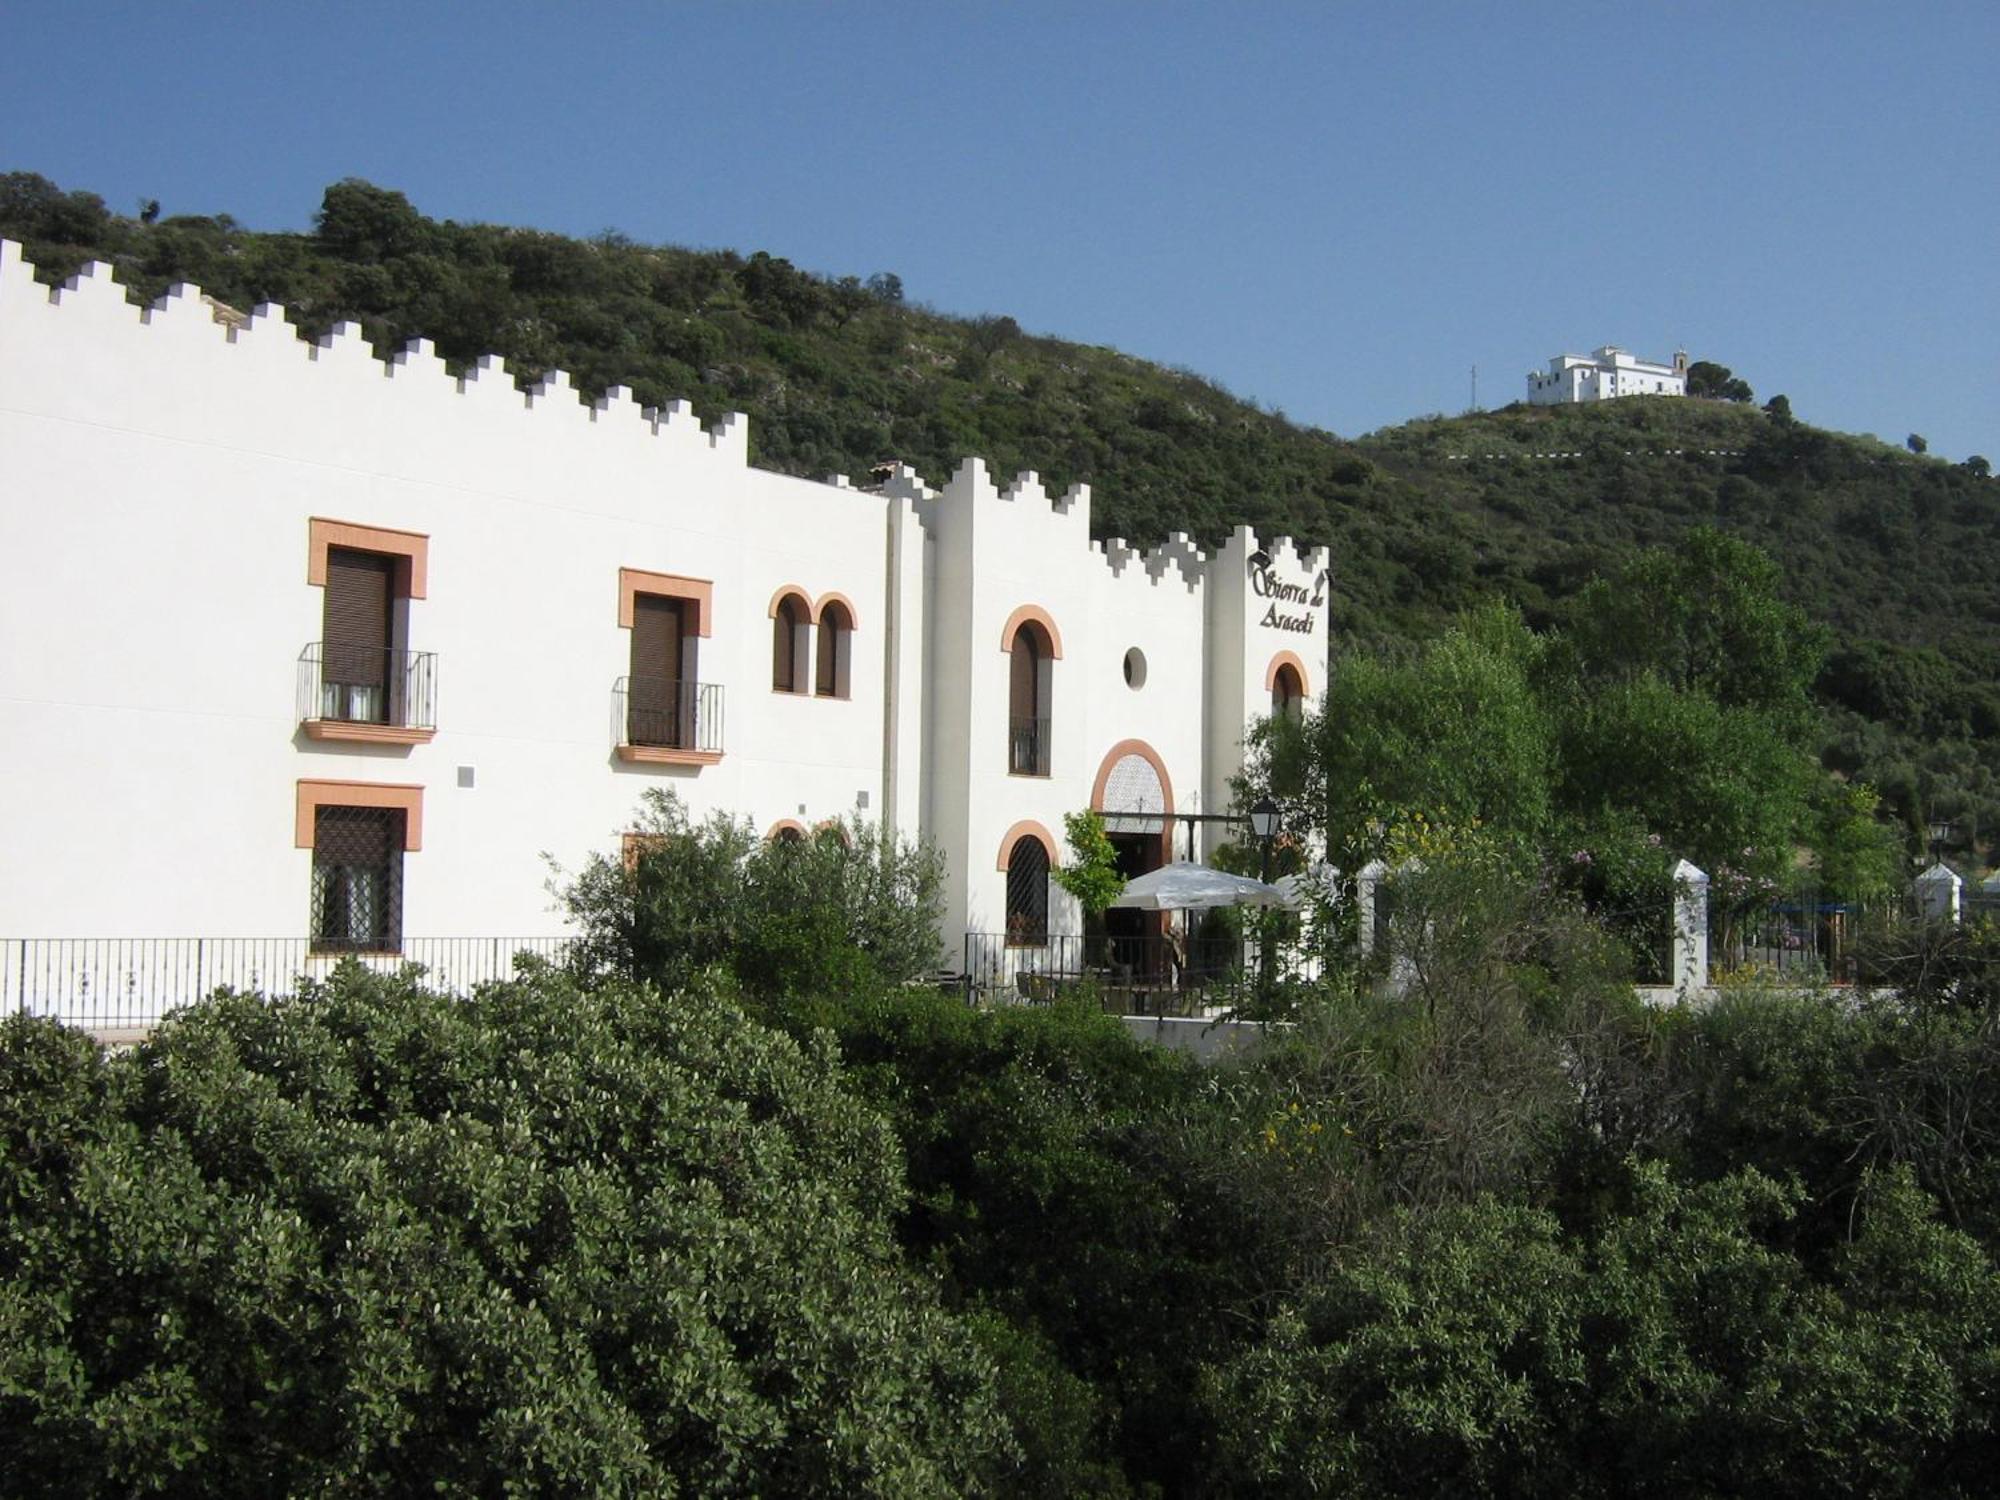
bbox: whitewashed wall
[0,244,890,938]
[0,240,1331,957]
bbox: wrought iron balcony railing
[1008,715,1051,777]
[614,677,724,757]
[297,642,437,734]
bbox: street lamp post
[1249,796,1281,1011]
[1249,796,1281,883]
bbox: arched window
[772,592,809,693]
[815,598,853,698]
[1007,620,1053,776]
[1272,661,1305,719]
[1005,835,1050,947]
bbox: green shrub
[1207,1162,2000,1499]
[556,788,945,1002]
[0,964,1012,1496]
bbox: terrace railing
[964,930,1311,1015]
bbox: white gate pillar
[1915,863,1963,924]
[1672,859,1709,998]
[1355,860,1388,957]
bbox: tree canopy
[1686,359,1754,402]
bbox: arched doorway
[1091,741,1174,974]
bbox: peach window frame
[994,819,1062,872]
[304,519,435,745]
[998,604,1064,658]
[616,567,721,766]
[295,780,424,851]
[1264,650,1312,697]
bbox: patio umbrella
[1107,860,1291,912]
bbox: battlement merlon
[1143,531,1207,590]
[876,462,940,505]
[1096,537,1140,576]
[138,280,212,332]
[937,457,1092,534]
[0,238,30,303]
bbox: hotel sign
[1250,557,1327,636]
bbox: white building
[1526,345,1687,405]
[0,241,1328,1010]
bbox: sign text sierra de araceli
[1250,556,1327,636]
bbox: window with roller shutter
[321,547,395,723]
[300,520,435,744]
[615,568,722,765]
[628,594,690,748]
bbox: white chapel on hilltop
[1526,345,1688,405]
[0,240,1328,1007]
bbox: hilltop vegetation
[4,171,1996,857]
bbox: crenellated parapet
[0,239,750,463]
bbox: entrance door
[1102,832,1168,976]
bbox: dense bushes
[7,873,2000,1492]
[802,991,1244,1494]
[1209,1164,2000,1499]
[0,965,1013,1496]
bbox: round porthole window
[1123,647,1147,689]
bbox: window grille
[1005,837,1050,947]
[311,805,404,953]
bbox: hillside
[5,171,1996,854]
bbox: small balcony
[615,676,724,766]
[1008,715,1051,777]
[298,642,437,745]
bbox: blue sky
[4,2,1994,460]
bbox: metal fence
[1723,889,1906,982]
[2,936,576,1033]
[963,930,1313,1016]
